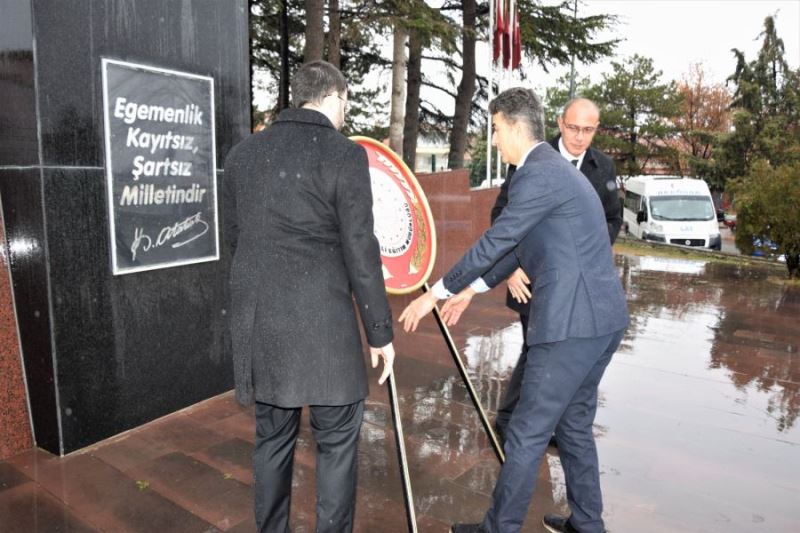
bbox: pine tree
[586,54,683,176]
[250,0,388,134]
[719,16,800,276]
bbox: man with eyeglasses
[223,60,395,532]
[553,98,621,243]
[490,97,621,446]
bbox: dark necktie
[571,159,579,167]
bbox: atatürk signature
[131,211,209,261]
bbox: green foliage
[466,137,510,187]
[587,54,683,176]
[713,15,800,277]
[515,0,619,71]
[731,160,800,277]
[250,0,389,133]
[713,16,800,185]
[250,0,305,83]
[468,136,487,187]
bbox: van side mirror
[637,210,647,223]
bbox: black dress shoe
[450,523,485,533]
[542,514,579,532]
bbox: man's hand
[507,267,531,304]
[370,342,395,385]
[398,291,438,332]
[440,287,476,326]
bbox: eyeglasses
[564,123,598,136]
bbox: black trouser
[495,313,529,436]
[254,400,364,533]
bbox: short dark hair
[489,88,545,142]
[291,60,347,108]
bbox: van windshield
[649,195,715,221]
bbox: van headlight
[645,232,666,242]
[643,223,665,242]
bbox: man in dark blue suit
[491,98,622,443]
[400,88,629,533]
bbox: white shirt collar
[517,142,545,167]
[558,137,586,169]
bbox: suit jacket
[444,143,629,345]
[490,136,621,313]
[223,108,393,407]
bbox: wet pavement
[719,225,739,255]
[1,250,799,532]
[600,254,798,532]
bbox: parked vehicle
[623,176,721,250]
[752,236,779,257]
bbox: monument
[0,0,250,455]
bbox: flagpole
[496,21,503,186]
[486,0,495,188]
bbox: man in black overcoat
[223,61,395,533]
[491,98,621,442]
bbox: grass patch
[766,275,800,286]
[613,236,787,271]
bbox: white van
[623,176,721,250]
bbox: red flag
[511,2,521,69]
[502,0,511,68]
[493,0,505,63]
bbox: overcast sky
[533,0,800,89]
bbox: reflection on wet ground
[608,255,799,532]
[1,251,798,532]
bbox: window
[624,190,642,212]
[649,195,715,221]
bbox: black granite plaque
[2,0,249,455]
[102,59,219,275]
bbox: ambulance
[622,176,721,250]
